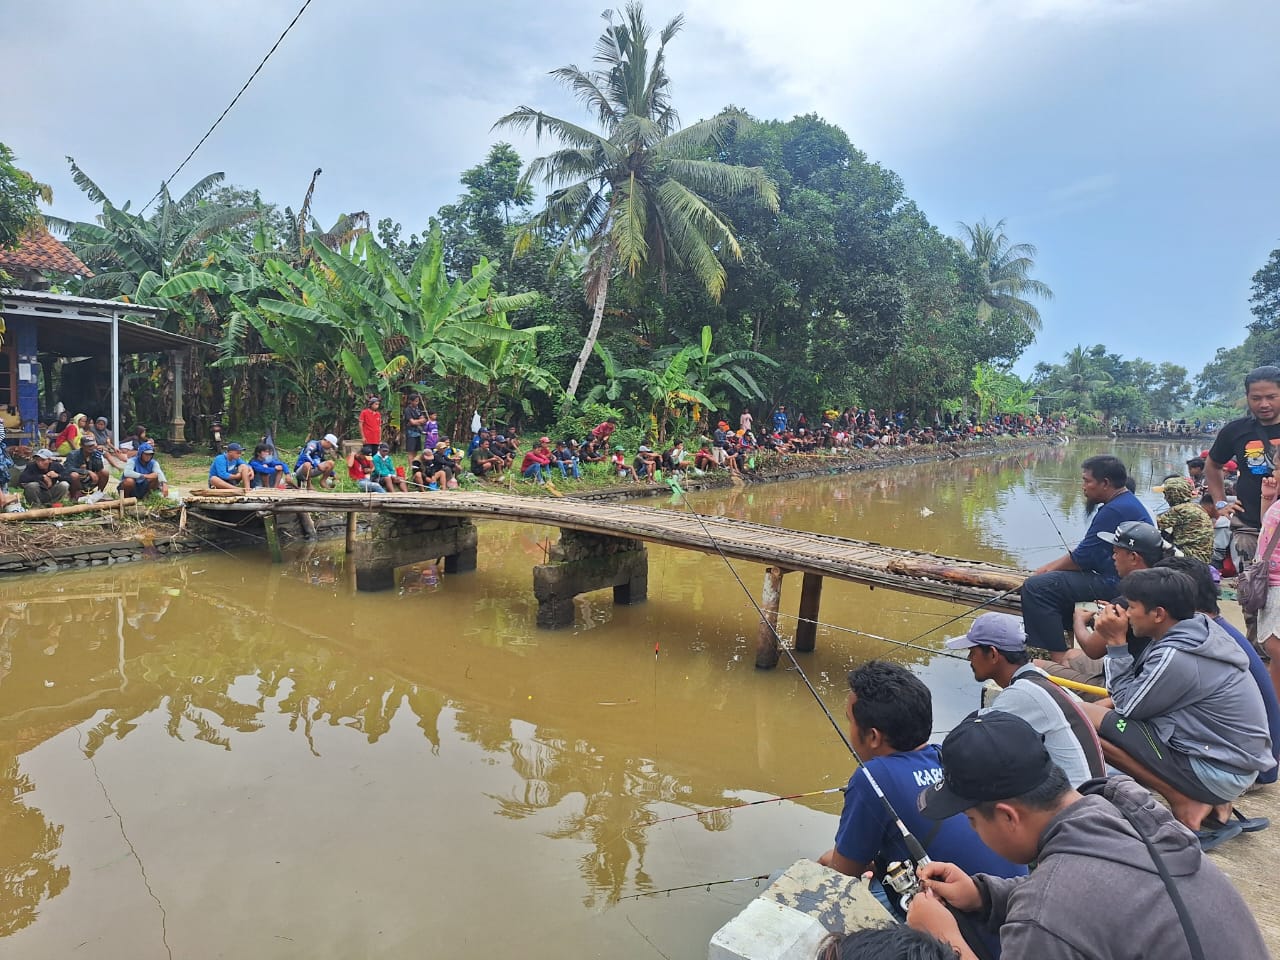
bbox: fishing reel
[883,859,923,913]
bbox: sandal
[1200,809,1270,834]
[1194,820,1243,851]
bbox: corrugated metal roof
[0,288,164,316]
[1,289,212,353]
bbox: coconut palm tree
[494,2,778,399]
[958,218,1053,335]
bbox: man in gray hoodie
[906,711,1268,960]
[1083,567,1274,834]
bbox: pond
[0,441,1200,958]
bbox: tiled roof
[0,227,92,277]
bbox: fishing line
[635,787,846,830]
[771,612,968,661]
[618,874,770,901]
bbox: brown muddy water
[0,442,1199,958]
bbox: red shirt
[348,455,373,481]
[520,449,551,471]
[359,407,382,445]
[590,422,616,443]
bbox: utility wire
[141,0,317,213]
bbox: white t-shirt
[982,664,1094,787]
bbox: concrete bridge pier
[533,529,647,628]
[354,513,478,592]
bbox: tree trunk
[565,247,615,400]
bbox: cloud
[1040,173,1119,218]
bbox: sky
[7,0,1279,380]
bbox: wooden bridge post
[756,566,785,669]
[262,513,283,564]
[795,573,824,653]
[345,513,357,554]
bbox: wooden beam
[796,573,823,652]
[345,513,357,554]
[0,497,138,522]
[756,566,785,670]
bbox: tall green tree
[495,1,778,399]
[0,142,51,248]
[957,218,1053,337]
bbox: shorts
[404,433,422,453]
[1040,651,1106,700]
[1257,591,1280,652]
[131,477,152,496]
[1098,711,1227,804]
[361,443,380,456]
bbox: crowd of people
[815,368,1280,959]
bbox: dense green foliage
[1031,344,1192,425]
[0,142,50,249]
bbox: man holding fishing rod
[904,711,1267,960]
[1019,455,1153,663]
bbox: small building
[0,228,203,445]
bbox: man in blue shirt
[818,661,1025,917]
[772,405,788,434]
[1020,455,1153,663]
[209,442,253,491]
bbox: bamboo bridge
[184,489,1029,668]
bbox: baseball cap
[323,434,339,446]
[638,445,651,452]
[496,435,506,442]
[539,436,550,444]
[1098,521,1167,562]
[378,442,390,451]
[35,447,55,459]
[918,712,1054,820]
[226,442,243,452]
[137,443,155,454]
[435,442,447,449]
[943,612,1026,652]
[81,435,97,446]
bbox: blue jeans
[356,479,385,494]
[1020,569,1113,653]
[556,459,581,479]
[522,464,546,482]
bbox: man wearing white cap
[947,612,1106,788]
[295,434,339,490]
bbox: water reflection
[0,441,1191,958]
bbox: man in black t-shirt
[1207,365,1280,553]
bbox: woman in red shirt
[359,396,382,454]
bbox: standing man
[1207,365,1280,621]
[772,404,788,434]
[1019,455,1153,663]
[590,417,618,447]
[402,395,426,456]
[359,395,382,455]
[739,408,753,434]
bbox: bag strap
[1113,801,1206,960]
[1014,673,1108,778]
[1256,522,1280,567]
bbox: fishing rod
[667,482,935,890]
[636,786,846,830]
[618,874,771,901]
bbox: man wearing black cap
[906,712,1267,960]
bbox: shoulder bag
[1237,519,1280,615]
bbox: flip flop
[1230,809,1270,833]
[1194,820,1243,851]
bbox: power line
[140,0,317,214]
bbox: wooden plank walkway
[185,489,1028,610]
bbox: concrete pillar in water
[345,513,357,554]
[756,566,785,669]
[532,529,647,628]
[795,573,823,653]
[354,514,478,591]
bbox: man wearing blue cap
[905,712,1267,960]
[209,443,253,491]
[947,613,1105,787]
[120,443,169,499]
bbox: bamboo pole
[756,566,786,670]
[0,497,139,522]
[795,573,823,652]
[1046,674,1109,699]
[345,513,357,554]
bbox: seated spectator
[693,442,717,471]
[1080,568,1273,838]
[947,612,1105,787]
[610,446,635,481]
[664,439,688,474]
[634,444,661,481]
[65,435,111,497]
[412,445,449,491]
[520,439,552,483]
[120,443,169,499]
[295,434,339,490]
[579,438,605,465]
[818,661,1025,918]
[1038,520,1167,692]
[552,440,581,479]
[1156,477,1214,562]
[52,413,87,455]
[249,443,295,488]
[346,449,384,494]
[372,443,408,492]
[1020,456,1153,664]
[908,711,1269,960]
[209,442,253,491]
[470,438,504,481]
[20,448,71,506]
